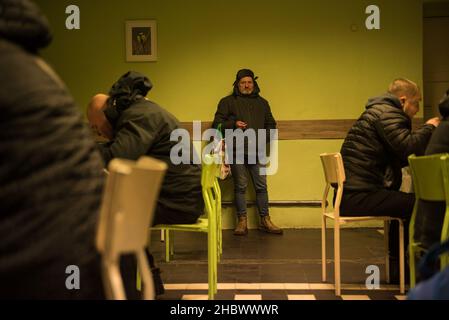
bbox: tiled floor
[149,228,407,300]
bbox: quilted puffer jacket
[340,93,435,192]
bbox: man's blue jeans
[231,163,269,217]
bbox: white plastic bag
[212,124,231,180]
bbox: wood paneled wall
[180,119,425,140]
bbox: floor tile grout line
[164,282,404,292]
[179,294,407,301]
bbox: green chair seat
[154,218,209,232]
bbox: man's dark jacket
[425,91,449,155]
[414,92,449,249]
[213,96,276,132]
[212,84,277,161]
[98,99,203,221]
[341,93,435,192]
[0,0,105,299]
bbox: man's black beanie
[233,69,258,86]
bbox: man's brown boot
[234,215,248,236]
[259,216,283,234]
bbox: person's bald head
[88,94,109,112]
[87,94,113,140]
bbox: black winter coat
[341,94,435,192]
[414,102,449,249]
[212,91,277,161]
[98,99,203,220]
[212,95,276,132]
[425,122,449,155]
[0,0,105,299]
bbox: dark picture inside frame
[132,27,151,55]
[126,20,157,62]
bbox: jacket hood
[0,0,52,52]
[108,71,153,109]
[105,71,153,126]
[365,93,402,110]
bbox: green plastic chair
[440,156,449,269]
[149,154,222,300]
[408,153,449,288]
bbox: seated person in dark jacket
[414,90,449,251]
[0,0,105,299]
[339,78,440,281]
[87,71,203,298]
[87,71,203,226]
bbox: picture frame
[125,20,157,62]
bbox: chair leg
[217,215,222,263]
[219,214,223,258]
[136,249,155,300]
[208,230,217,300]
[160,229,165,242]
[321,216,327,282]
[216,217,219,296]
[334,221,341,296]
[165,229,170,263]
[136,267,141,292]
[399,220,405,294]
[219,228,223,259]
[214,230,218,296]
[409,243,416,289]
[170,231,174,256]
[384,221,390,284]
[103,260,126,300]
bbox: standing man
[213,69,282,235]
[340,78,440,281]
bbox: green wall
[34,0,424,228]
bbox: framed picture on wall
[125,20,157,62]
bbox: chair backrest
[202,154,220,225]
[202,154,218,189]
[320,152,346,185]
[440,156,449,244]
[409,154,449,245]
[96,156,167,258]
[319,152,346,218]
[408,154,449,202]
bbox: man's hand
[426,117,441,128]
[236,121,247,129]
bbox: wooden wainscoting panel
[176,118,425,141]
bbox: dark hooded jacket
[425,90,449,155]
[341,93,435,192]
[212,76,277,161]
[98,72,203,221]
[0,0,105,299]
[414,90,449,249]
